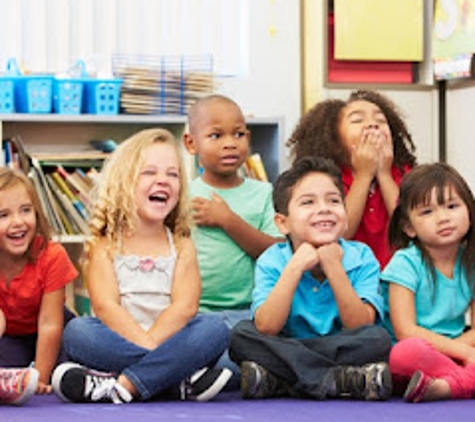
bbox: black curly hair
[287,90,417,170]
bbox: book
[30,158,65,235]
[56,165,92,208]
[46,174,89,235]
[245,153,268,182]
[50,171,89,221]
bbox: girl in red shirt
[287,90,417,268]
[0,168,78,401]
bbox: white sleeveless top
[113,227,176,330]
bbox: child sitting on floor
[230,156,392,401]
[52,128,231,404]
[0,168,77,403]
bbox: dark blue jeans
[63,313,230,400]
[230,320,392,399]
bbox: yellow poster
[334,0,424,61]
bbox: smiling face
[0,183,36,260]
[404,185,470,253]
[185,98,250,188]
[275,172,348,250]
[134,142,181,226]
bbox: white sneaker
[52,362,132,404]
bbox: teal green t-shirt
[189,177,281,312]
[381,244,473,342]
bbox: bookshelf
[0,113,284,313]
[0,113,284,182]
[0,114,285,237]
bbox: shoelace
[84,375,129,404]
[0,371,25,398]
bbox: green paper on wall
[334,0,424,61]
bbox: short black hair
[273,156,344,215]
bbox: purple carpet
[3,392,474,422]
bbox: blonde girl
[52,128,230,404]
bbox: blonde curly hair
[82,128,191,271]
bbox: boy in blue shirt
[184,95,282,388]
[230,156,392,400]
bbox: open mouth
[149,192,169,203]
[7,231,27,240]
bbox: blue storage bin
[0,78,15,113]
[53,78,84,114]
[14,75,53,113]
[83,79,122,114]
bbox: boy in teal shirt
[184,95,282,387]
[230,156,392,400]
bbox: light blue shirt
[252,239,384,340]
[381,244,473,342]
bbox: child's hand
[191,192,232,227]
[377,129,394,176]
[36,381,52,395]
[351,129,380,178]
[292,242,320,273]
[316,242,343,274]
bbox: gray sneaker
[241,361,291,399]
[334,362,392,401]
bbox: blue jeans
[204,309,251,391]
[62,313,230,400]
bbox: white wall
[218,1,301,171]
[446,85,475,190]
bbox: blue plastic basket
[53,78,84,114]
[0,78,15,113]
[14,75,53,113]
[4,59,53,113]
[83,78,122,114]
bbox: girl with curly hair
[288,90,417,267]
[52,128,231,404]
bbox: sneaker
[0,367,39,405]
[404,371,436,403]
[179,367,232,402]
[241,361,291,399]
[334,362,392,401]
[52,362,132,404]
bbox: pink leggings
[390,337,475,399]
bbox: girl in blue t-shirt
[381,162,475,402]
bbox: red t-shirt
[0,240,78,336]
[341,165,409,269]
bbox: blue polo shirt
[252,239,384,339]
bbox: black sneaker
[179,367,232,402]
[52,362,133,404]
[334,362,392,401]
[241,361,291,399]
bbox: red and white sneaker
[0,367,39,405]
